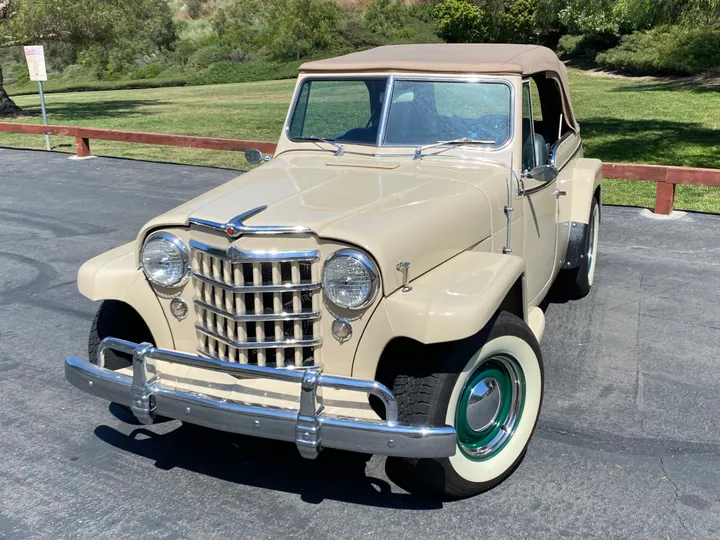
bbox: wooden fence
[1,122,719,215]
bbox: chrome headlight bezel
[322,249,380,310]
[140,231,190,288]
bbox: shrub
[186,59,300,85]
[597,25,720,75]
[432,0,487,43]
[62,63,96,81]
[132,63,163,79]
[364,0,410,39]
[187,45,232,69]
[499,0,537,43]
[77,45,108,79]
[259,0,341,60]
[213,0,262,51]
[557,32,619,62]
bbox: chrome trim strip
[194,299,320,322]
[375,74,394,146]
[192,271,321,293]
[196,324,322,349]
[523,81,538,169]
[189,240,318,263]
[65,345,457,458]
[188,205,311,237]
[548,130,575,168]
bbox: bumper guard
[65,338,457,459]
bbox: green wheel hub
[456,355,525,460]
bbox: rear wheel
[391,311,544,498]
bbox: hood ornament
[188,205,311,237]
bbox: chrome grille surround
[189,239,322,368]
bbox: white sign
[24,45,48,82]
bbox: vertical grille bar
[233,263,248,364]
[252,262,266,367]
[311,261,321,366]
[291,262,303,367]
[272,263,284,366]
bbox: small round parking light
[170,298,189,320]
[331,318,352,342]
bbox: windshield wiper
[414,137,496,160]
[304,136,345,156]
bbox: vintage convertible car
[65,44,601,497]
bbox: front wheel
[391,311,544,498]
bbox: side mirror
[528,165,558,183]
[244,148,269,165]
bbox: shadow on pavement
[94,418,444,510]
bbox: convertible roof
[300,44,566,77]
[300,44,578,131]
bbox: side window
[530,79,543,122]
[521,83,536,172]
[522,79,553,172]
[532,74,573,148]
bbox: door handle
[553,189,567,198]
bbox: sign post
[23,45,50,151]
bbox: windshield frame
[285,74,516,152]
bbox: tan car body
[77,66,601,420]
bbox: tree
[0,0,20,114]
[433,0,488,43]
[0,0,175,115]
[258,0,341,60]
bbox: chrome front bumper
[65,338,457,459]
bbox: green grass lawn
[1,69,719,212]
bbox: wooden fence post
[655,182,676,215]
[75,136,91,158]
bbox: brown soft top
[301,44,577,131]
[301,44,563,76]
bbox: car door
[520,80,559,304]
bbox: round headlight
[322,250,379,309]
[141,232,189,287]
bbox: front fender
[384,251,525,345]
[77,242,174,348]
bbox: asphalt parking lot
[1,147,719,540]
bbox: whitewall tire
[391,311,544,497]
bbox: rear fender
[559,158,602,269]
[560,157,602,225]
[78,242,174,348]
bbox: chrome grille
[190,240,322,368]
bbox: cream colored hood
[139,153,505,293]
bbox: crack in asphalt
[660,456,690,536]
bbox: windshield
[287,77,512,148]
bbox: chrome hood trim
[188,204,311,237]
